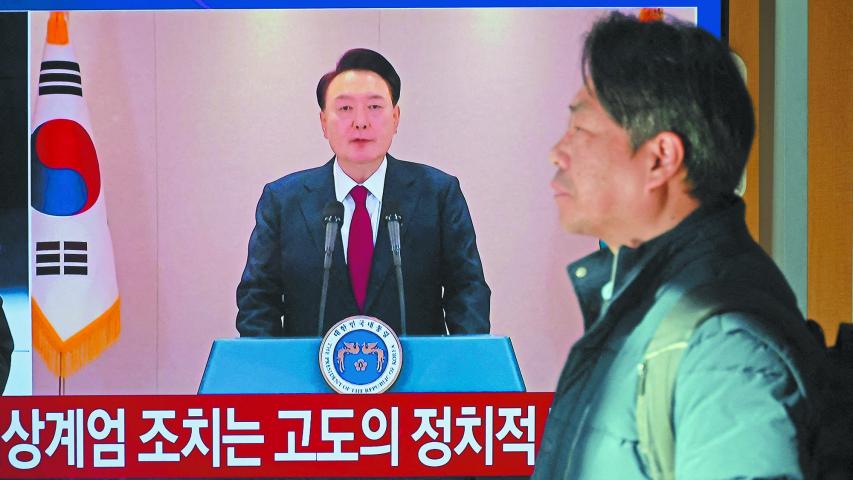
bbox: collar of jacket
[567,194,749,332]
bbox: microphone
[318,201,344,336]
[383,202,406,336]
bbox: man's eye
[339,105,352,111]
[368,104,382,110]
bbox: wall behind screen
[30,8,694,394]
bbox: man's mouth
[351,138,372,144]
[550,180,570,197]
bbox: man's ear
[320,110,329,139]
[392,105,400,133]
[643,131,685,191]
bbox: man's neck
[604,191,700,252]
[337,156,385,184]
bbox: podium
[198,335,525,394]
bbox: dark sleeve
[236,184,285,337]
[0,297,13,393]
[439,177,491,334]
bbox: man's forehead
[327,70,392,101]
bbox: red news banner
[0,392,553,478]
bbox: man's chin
[558,215,593,237]
[337,153,385,167]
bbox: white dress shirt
[333,156,387,263]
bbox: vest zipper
[562,250,620,478]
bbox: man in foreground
[236,48,490,337]
[534,13,821,479]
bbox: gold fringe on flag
[33,297,121,378]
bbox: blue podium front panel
[199,335,525,394]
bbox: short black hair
[582,13,754,204]
[316,48,401,110]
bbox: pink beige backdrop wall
[30,8,694,395]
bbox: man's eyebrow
[365,95,390,104]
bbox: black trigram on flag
[39,60,83,97]
[36,241,88,276]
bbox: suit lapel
[299,158,335,255]
[298,158,357,313]
[363,155,421,313]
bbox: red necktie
[348,185,373,312]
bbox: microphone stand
[318,204,343,337]
[387,212,406,336]
[318,263,332,337]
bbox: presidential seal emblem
[319,316,403,394]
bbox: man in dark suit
[0,296,13,393]
[236,48,490,337]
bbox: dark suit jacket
[0,296,13,393]
[236,155,490,337]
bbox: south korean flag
[31,12,121,379]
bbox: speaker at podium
[208,199,523,394]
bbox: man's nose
[549,147,564,167]
[353,107,369,130]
